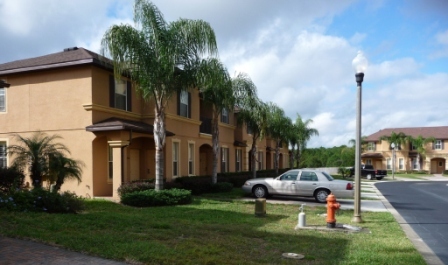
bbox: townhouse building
[362,126,448,174]
[0,47,289,198]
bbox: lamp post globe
[352,51,367,223]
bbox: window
[257,151,263,170]
[221,108,229,124]
[0,142,7,168]
[221,147,229,173]
[173,142,179,177]
[235,149,242,172]
[108,146,113,181]
[386,158,392,170]
[434,140,443,150]
[178,90,191,118]
[367,142,375,151]
[109,76,131,111]
[188,143,194,175]
[366,159,372,165]
[412,158,418,170]
[0,88,5,112]
[399,158,404,170]
[300,171,318,181]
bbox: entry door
[130,149,140,181]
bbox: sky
[1,0,447,148]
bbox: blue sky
[0,0,447,148]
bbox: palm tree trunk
[154,107,166,191]
[211,115,219,184]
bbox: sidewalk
[0,236,130,265]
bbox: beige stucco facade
[0,48,290,199]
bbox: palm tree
[236,100,269,179]
[7,132,70,188]
[266,102,292,175]
[406,135,435,171]
[295,115,319,168]
[48,154,84,192]
[101,0,218,190]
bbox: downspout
[121,130,132,183]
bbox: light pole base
[352,216,363,223]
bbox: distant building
[362,126,448,173]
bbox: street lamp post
[352,51,368,223]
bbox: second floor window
[0,88,5,112]
[221,108,229,124]
[434,140,443,150]
[109,76,131,111]
[367,142,375,151]
[178,90,191,118]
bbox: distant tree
[101,0,218,190]
[406,134,435,171]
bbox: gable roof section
[0,47,112,75]
[365,126,448,141]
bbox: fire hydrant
[326,193,340,228]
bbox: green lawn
[0,193,425,265]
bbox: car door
[276,171,299,195]
[297,171,319,196]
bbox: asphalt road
[376,181,448,265]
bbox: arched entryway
[430,158,446,174]
[199,144,213,176]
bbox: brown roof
[365,126,448,141]
[0,47,112,75]
[86,117,175,136]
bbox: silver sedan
[242,169,354,203]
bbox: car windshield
[321,171,334,181]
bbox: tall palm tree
[236,100,268,179]
[295,115,319,168]
[102,0,218,190]
[266,102,292,175]
[7,132,70,188]
[406,134,435,171]
[49,154,84,192]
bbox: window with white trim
[399,158,404,170]
[108,146,113,181]
[173,142,179,177]
[386,158,392,170]
[0,142,7,168]
[434,140,442,150]
[257,151,263,170]
[235,149,242,172]
[188,142,194,175]
[0,88,5,112]
[221,108,229,124]
[367,142,375,151]
[221,147,229,173]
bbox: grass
[0,192,425,265]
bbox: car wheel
[376,177,383,180]
[253,185,268,198]
[314,189,329,203]
[366,174,372,180]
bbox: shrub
[121,189,192,207]
[0,188,84,213]
[0,166,25,193]
[118,181,154,197]
[210,182,233,193]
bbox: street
[376,181,448,265]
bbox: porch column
[108,140,129,199]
